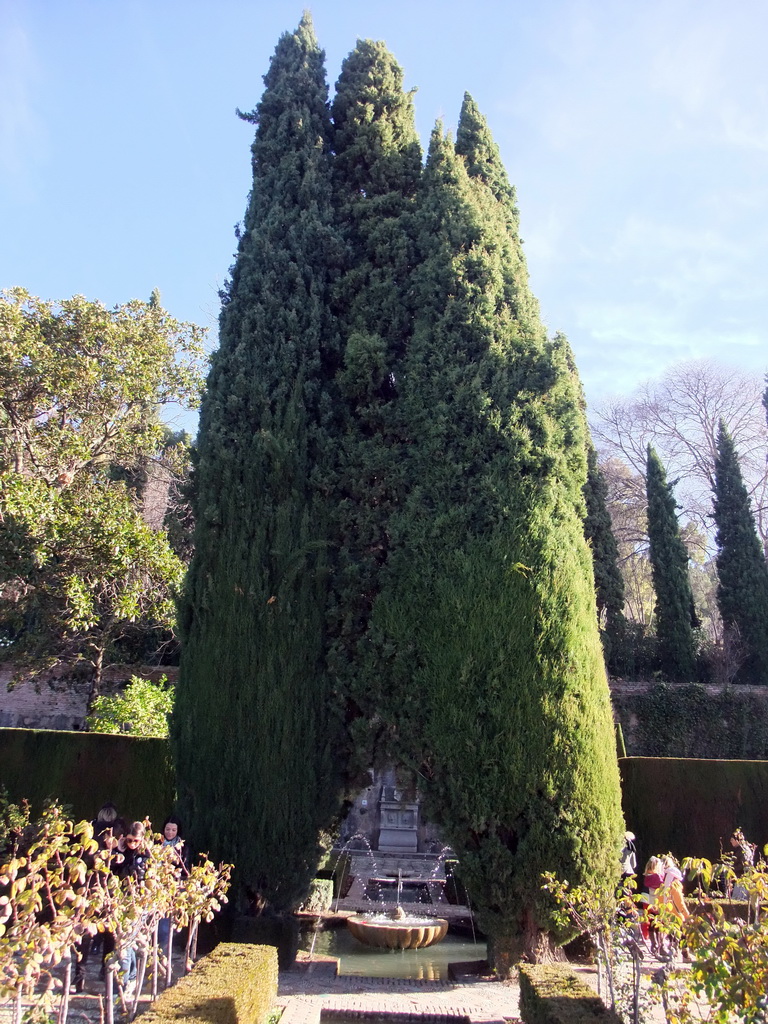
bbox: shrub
[87,674,174,737]
[519,964,623,1024]
[300,878,332,913]
[137,943,277,1024]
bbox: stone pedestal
[377,798,419,852]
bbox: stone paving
[276,963,520,1024]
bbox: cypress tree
[173,15,343,910]
[583,444,626,674]
[645,446,697,681]
[373,108,623,968]
[327,41,422,771]
[713,421,768,682]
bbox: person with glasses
[113,822,150,1000]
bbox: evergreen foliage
[175,27,624,958]
[173,15,343,911]
[645,446,697,681]
[370,107,623,965]
[713,422,768,682]
[583,445,626,674]
[327,41,422,772]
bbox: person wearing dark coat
[113,822,150,996]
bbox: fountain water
[332,833,383,913]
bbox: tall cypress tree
[713,421,768,682]
[327,41,422,771]
[373,110,622,968]
[173,15,343,910]
[584,444,626,673]
[645,446,697,681]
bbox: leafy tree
[0,288,204,482]
[0,290,203,705]
[645,446,697,681]
[327,39,422,774]
[86,674,174,737]
[0,475,184,704]
[371,105,622,968]
[712,421,768,683]
[173,15,344,913]
[584,444,627,673]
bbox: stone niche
[377,785,418,852]
[338,765,444,853]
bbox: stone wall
[5,669,768,760]
[0,665,178,731]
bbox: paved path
[277,963,520,1024]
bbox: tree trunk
[151,921,159,1000]
[487,913,567,976]
[85,649,105,717]
[58,960,72,1024]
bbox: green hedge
[137,943,277,1024]
[0,728,174,826]
[316,850,351,898]
[612,684,768,758]
[301,878,332,913]
[620,756,768,865]
[232,915,299,970]
[518,965,622,1024]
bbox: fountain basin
[346,914,449,950]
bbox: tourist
[91,801,126,850]
[74,802,126,989]
[620,830,637,878]
[659,854,689,959]
[641,856,665,957]
[113,821,150,999]
[157,815,189,952]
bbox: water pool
[299,925,486,981]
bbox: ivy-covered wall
[620,756,768,866]
[0,728,175,827]
[612,683,768,758]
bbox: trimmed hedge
[137,943,277,1024]
[0,728,175,826]
[612,684,768,758]
[620,756,768,865]
[518,964,622,1024]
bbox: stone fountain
[346,905,449,950]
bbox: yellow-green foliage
[0,728,174,823]
[138,944,277,1024]
[519,965,622,1024]
[620,756,768,863]
[301,877,333,913]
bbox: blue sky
[2,0,766,434]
